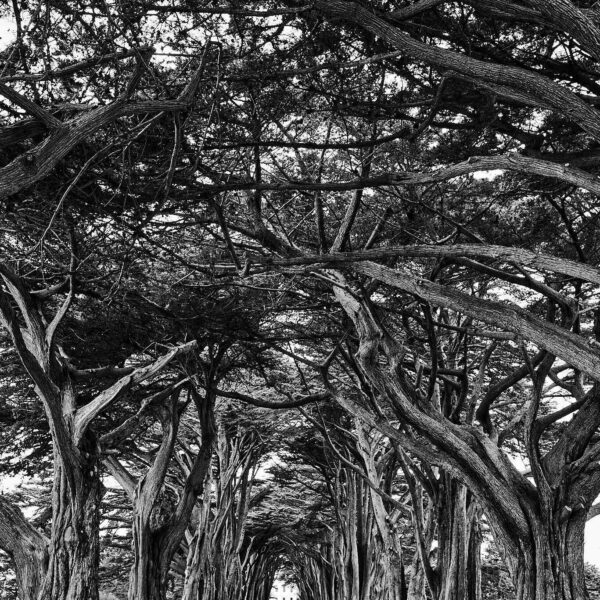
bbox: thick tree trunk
[40,452,101,600]
[327,280,592,600]
[508,510,587,600]
[0,269,199,600]
[0,496,48,600]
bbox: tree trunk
[436,480,481,600]
[40,451,101,600]
[508,510,587,600]
[327,280,591,600]
[180,527,205,600]
[128,520,167,600]
[0,496,48,600]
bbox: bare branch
[355,261,600,383]
[100,378,190,448]
[588,502,600,522]
[0,496,48,600]
[526,0,600,62]
[0,82,62,129]
[104,457,137,501]
[389,0,446,20]
[192,154,600,197]
[0,47,151,83]
[73,341,197,443]
[256,243,600,286]
[315,0,600,142]
[216,388,331,409]
[45,277,74,352]
[0,100,194,201]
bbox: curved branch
[0,496,48,600]
[193,154,600,196]
[313,0,600,142]
[258,243,600,286]
[354,261,600,383]
[216,388,331,409]
[73,341,197,443]
[526,0,600,62]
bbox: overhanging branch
[191,154,600,196]
[73,341,197,443]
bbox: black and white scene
[2,1,600,599]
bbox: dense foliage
[3,2,600,600]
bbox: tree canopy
[3,2,600,600]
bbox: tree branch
[73,341,197,443]
[0,82,62,129]
[100,378,189,448]
[191,154,600,197]
[216,388,331,409]
[314,0,600,142]
[0,99,196,200]
[256,243,600,285]
[0,496,48,600]
[355,261,600,382]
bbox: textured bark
[436,482,481,600]
[181,421,262,600]
[0,47,210,201]
[128,528,165,600]
[121,383,216,600]
[0,496,48,600]
[525,0,600,62]
[399,447,481,600]
[127,397,179,600]
[157,388,217,596]
[262,243,600,286]
[353,261,600,382]
[326,273,596,600]
[467,0,600,28]
[41,448,101,600]
[0,100,186,200]
[501,510,587,600]
[194,154,600,197]
[0,264,198,600]
[312,1,600,142]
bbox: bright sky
[0,16,15,51]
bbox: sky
[0,15,15,51]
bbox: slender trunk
[127,519,166,600]
[465,512,482,600]
[437,480,481,600]
[180,527,205,600]
[181,495,211,600]
[407,499,434,600]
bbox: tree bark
[0,265,198,600]
[311,0,600,142]
[436,480,481,600]
[500,509,587,600]
[128,523,165,600]
[326,275,593,600]
[40,441,101,600]
[0,496,48,600]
